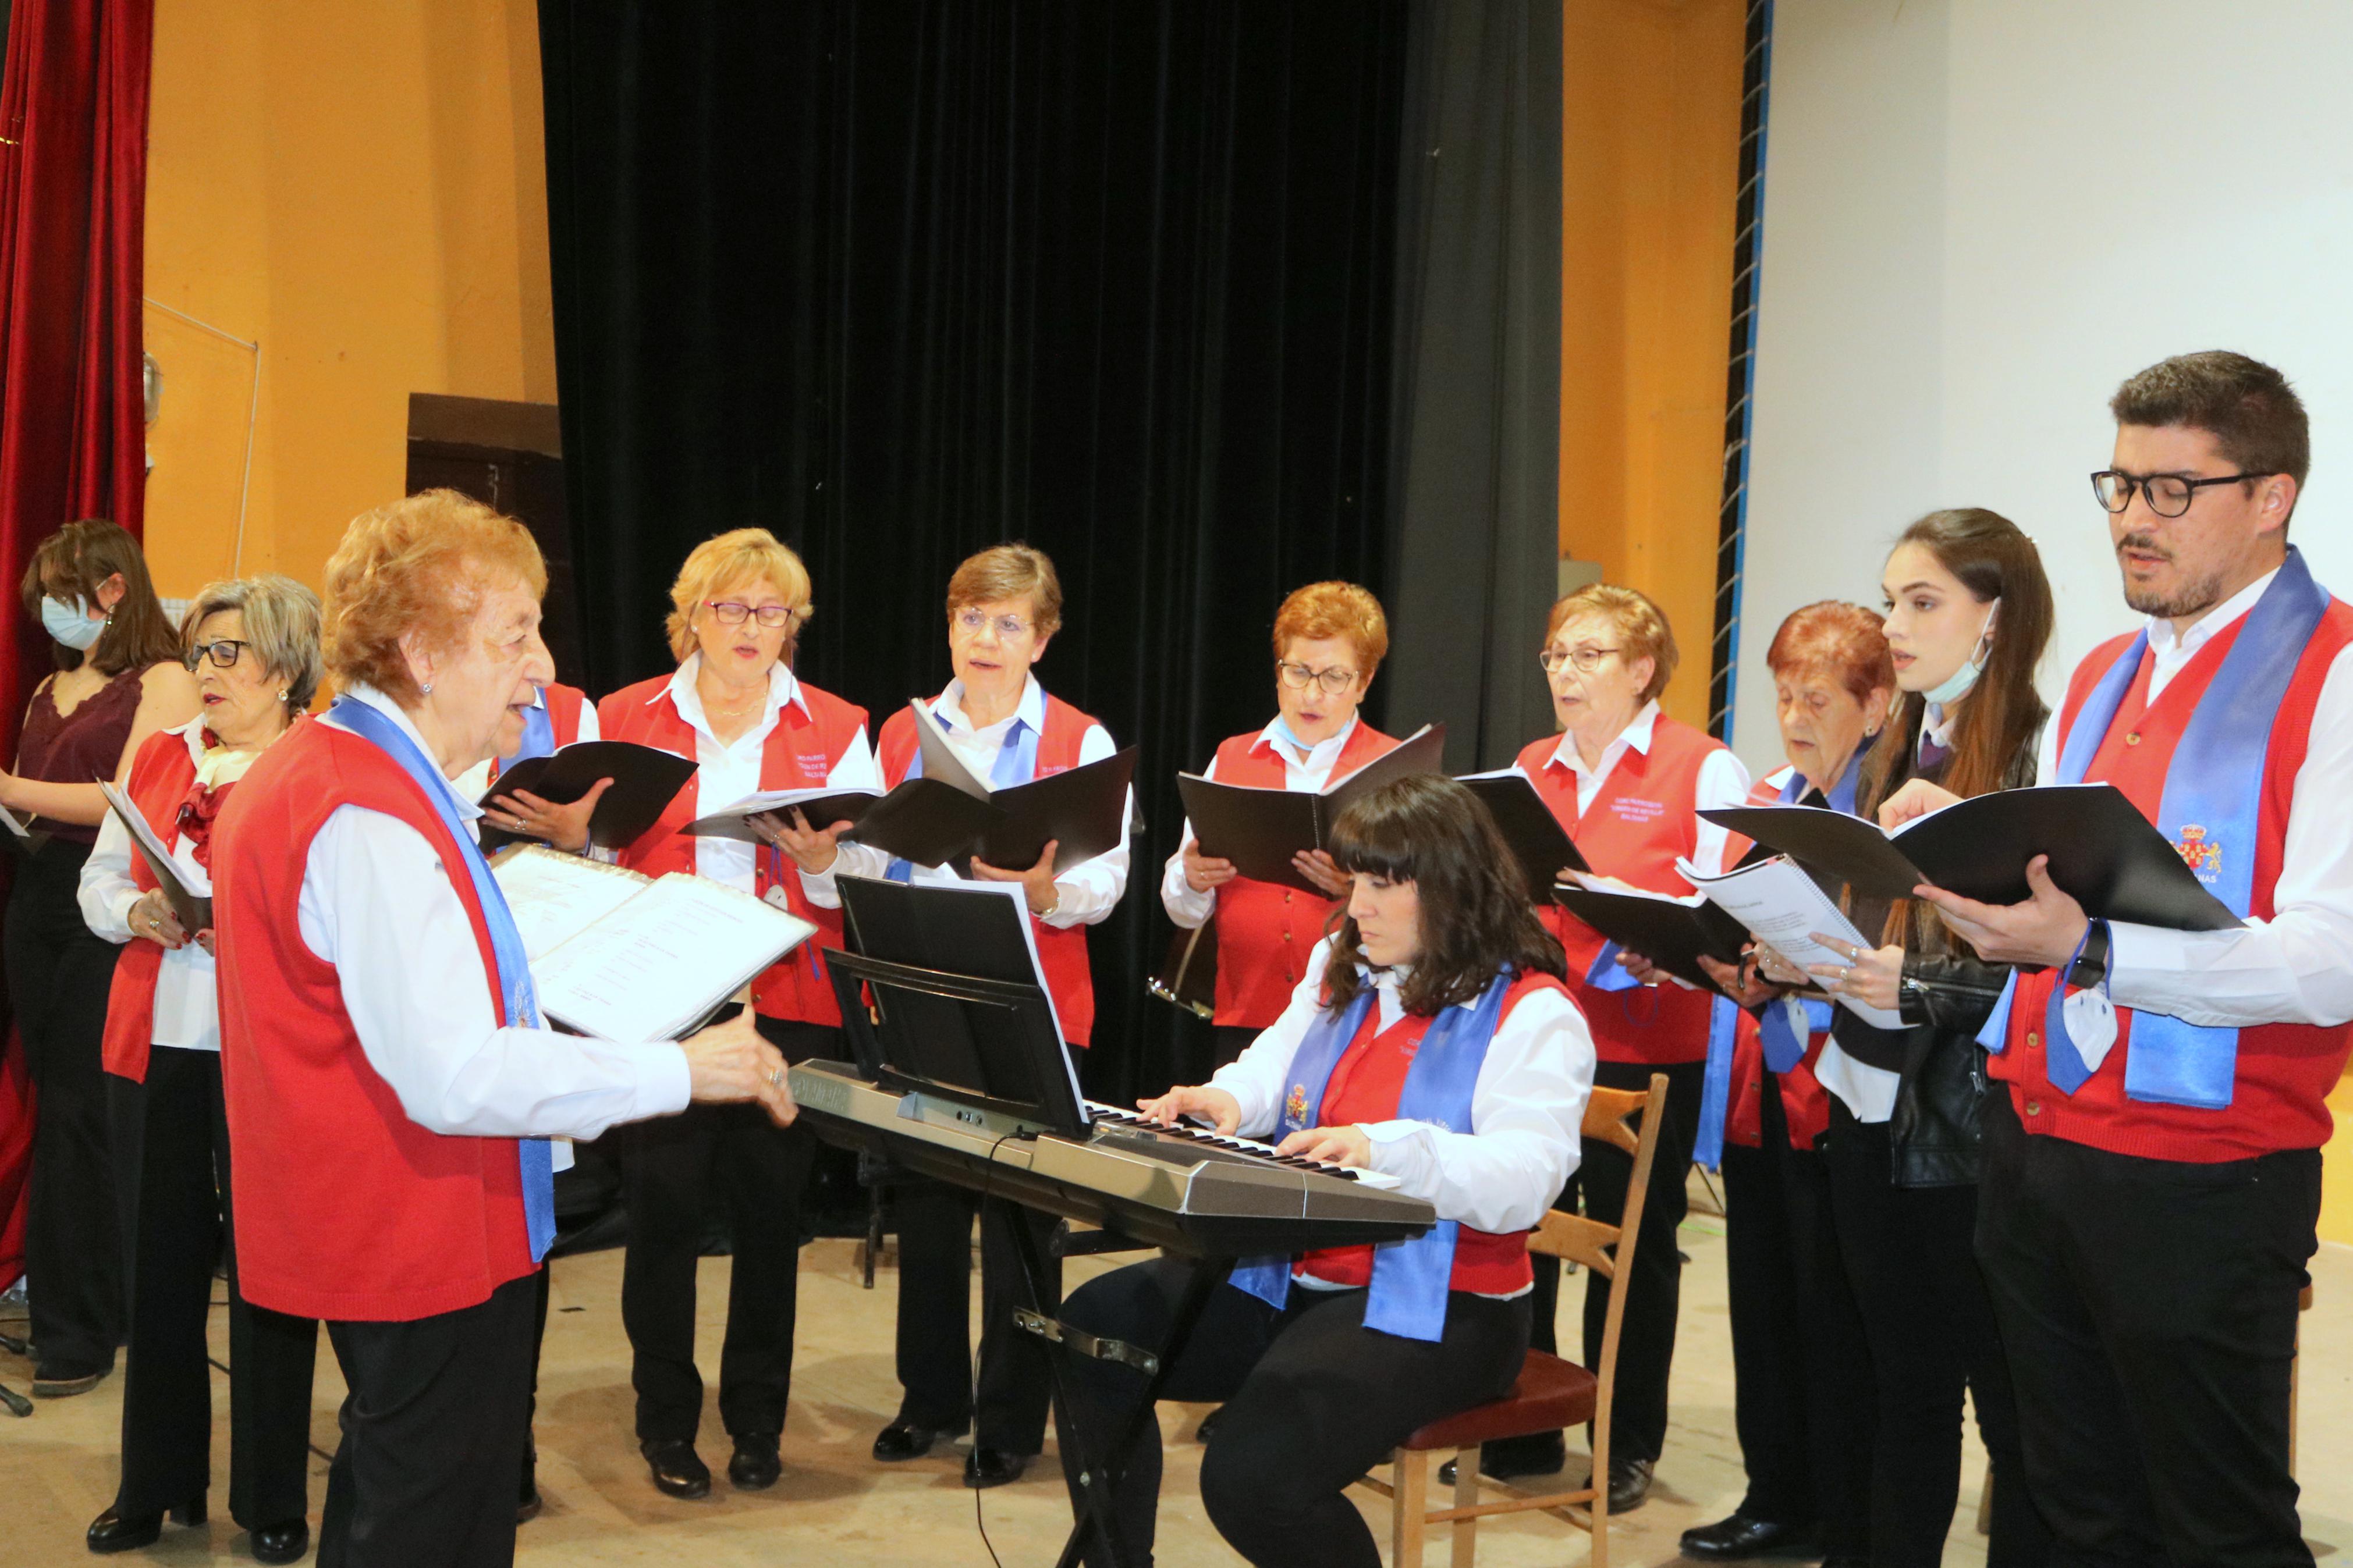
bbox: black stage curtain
[540,2,1408,1097]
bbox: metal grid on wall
[1707,0,1773,742]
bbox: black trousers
[619,1015,828,1445]
[1055,1257,1529,1568]
[4,838,125,1376]
[1517,1055,1703,1465]
[1722,1079,1872,1553]
[107,1048,317,1526]
[319,1270,537,1568]
[1825,1101,2049,1568]
[891,1184,1059,1450]
[1976,1090,2317,1568]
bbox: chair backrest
[1525,1078,1666,1281]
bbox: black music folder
[839,701,1138,876]
[478,740,698,852]
[1175,723,1446,893]
[1456,770,1589,895]
[688,785,883,842]
[1702,783,2241,932]
[1550,883,1751,997]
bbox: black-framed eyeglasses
[1275,659,1360,696]
[2090,469,2272,520]
[185,639,251,671]
[1539,645,1619,675]
[704,600,797,628]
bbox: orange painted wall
[1558,0,1746,728]
[140,0,557,600]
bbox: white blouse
[79,720,219,1052]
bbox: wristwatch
[2065,919,2111,990]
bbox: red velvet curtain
[0,0,155,1291]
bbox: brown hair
[1272,581,1389,675]
[1861,509,2052,948]
[663,528,814,663]
[1546,582,1677,705]
[1766,600,1894,709]
[2111,352,2309,506]
[20,519,180,676]
[322,489,548,705]
[947,543,1063,639]
[1321,774,1565,1016]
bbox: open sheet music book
[478,741,698,852]
[1702,783,2242,931]
[1550,872,1751,998]
[489,845,818,1041]
[688,784,884,843]
[1674,855,1901,1029]
[100,780,210,932]
[1174,724,1447,893]
[0,800,42,855]
[1455,769,1589,895]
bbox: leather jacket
[1827,709,2043,1187]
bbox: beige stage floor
[5,1195,2352,1566]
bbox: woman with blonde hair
[212,490,792,1565]
[1163,581,1400,1067]
[2,518,196,1398]
[598,525,880,1499]
[81,577,322,1562]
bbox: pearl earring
[420,682,433,696]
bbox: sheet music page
[0,802,30,838]
[533,872,817,1041]
[1676,854,1902,1029]
[697,784,880,823]
[100,780,207,926]
[490,845,650,959]
[910,699,991,799]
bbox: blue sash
[1230,971,1513,1341]
[886,700,1037,880]
[330,698,559,1261]
[498,692,556,774]
[2027,549,2330,1108]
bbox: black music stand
[828,877,1231,1568]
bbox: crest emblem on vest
[2175,824,2221,877]
[1285,1084,1309,1125]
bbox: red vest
[100,727,200,1083]
[1725,1008,1830,1151]
[1517,716,1725,1064]
[1202,720,1396,1027]
[876,692,1102,1047]
[487,682,589,787]
[214,721,535,1321]
[598,674,871,1028]
[1991,603,2353,1161]
[1296,972,1566,1295]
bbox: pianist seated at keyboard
[1054,772,1596,1568]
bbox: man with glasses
[1908,351,2353,1565]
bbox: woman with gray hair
[79,575,322,1563]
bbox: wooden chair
[1354,1072,1670,1568]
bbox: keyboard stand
[999,1200,1236,1568]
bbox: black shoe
[1607,1456,1655,1513]
[517,1444,541,1523]
[1195,1405,1223,1443]
[36,1365,111,1399]
[728,1435,782,1491]
[1680,1512,1812,1560]
[871,1420,961,1462]
[250,1519,310,1564]
[87,1496,203,1553]
[641,1438,711,1499]
[1436,1432,1568,1487]
[963,1447,1029,1488]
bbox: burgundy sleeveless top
[17,667,149,845]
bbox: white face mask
[41,595,104,651]
[1922,599,1999,706]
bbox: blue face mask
[1921,599,1999,707]
[41,595,104,652]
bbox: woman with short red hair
[1162,581,1399,1066]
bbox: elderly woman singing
[211,491,794,1568]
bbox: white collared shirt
[2033,566,2353,1028]
[1162,714,1362,928]
[1208,937,1592,1239]
[290,685,691,1140]
[79,719,219,1052]
[808,674,1131,928]
[645,655,881,895]
[1516,701,1752,879]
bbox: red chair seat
[1401,1351,1598,1453]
